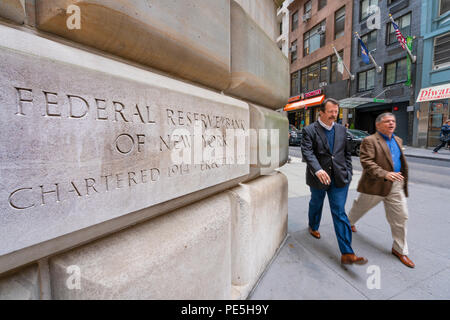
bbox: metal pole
[355,32,382,73]
[332,46,355,81]
[389,14,417,63]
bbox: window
[304,1,312,15]
[320,60,328,83]
[387,13,411,45]
[433,32,450,70]
[440,0,450,16]
[291,40,298,63]
[279,21,283,36]
[335,6,346,39]
[303,20,326,56]
[360,0,378,21]
[291,71,300,96]
[385,58,407,86]
[331,50,344,83]
[307,63,320,92]
[319,0,327,11]
[358,69,375,92]
[300,58,328,92]
[388,0,401,5]
[292,11,298,31]
[358,30,377,56]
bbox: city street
[250,147,450,300]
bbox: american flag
[392,20,407,50]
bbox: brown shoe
[351,225,357,233]
[392,248,415,268]
[308,227,321,239]
[341,253,368,265]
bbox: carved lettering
[68,95,89,119]
[15,87,33,116]
[8,188,35,210]
[43,91,61,117]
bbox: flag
[405,36,413,86]
[392,20,407,50]
[358,38,370,64]
[337,53,344,74]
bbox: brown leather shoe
[308,227,321,239]
[341,253,368,265]
[392,248,415,268]
[351,225,357,233]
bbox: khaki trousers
[348,181,409,255]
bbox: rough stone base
[49,193,232,300]
[0,172,289,300]
[0,264,40,300]
[229,171,288,299]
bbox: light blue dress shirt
[378,131,402,172]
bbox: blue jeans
[308,179,354,254]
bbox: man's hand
[385,171,404,182]
[315,169,331,185]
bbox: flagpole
[332,46,355,81]
[355,32,382,73]
[388,14,417,63]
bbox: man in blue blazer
[301,98,367,265]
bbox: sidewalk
[403,146,450,162]
[249,158,450,300]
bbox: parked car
[347,129,370,156]
[289,125,302,146]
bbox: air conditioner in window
[318,25,326,34]
[302,13,311,22]
[290,44,297,52]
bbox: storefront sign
[304,89,323,99]
[416,83,450,102]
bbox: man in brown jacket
[348,112,415,268]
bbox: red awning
[284,95,325,111]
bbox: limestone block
[228,172,288,299]
[226,1,289,110]
[233,0,278,41]
[36,0,231,91]
[49,193,232,299]
[247,104,289,181]
[0,265,40,299]
[0,25,249,274]
[0,0,25,24]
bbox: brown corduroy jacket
[357,132,409,197]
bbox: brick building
[285,0,354,130]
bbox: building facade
[276,0,294,58]
[285,0,354,130]
[346,0,422,144]
[415,0,450,148]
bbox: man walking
[349,113,414,268]
[301,98,367,265]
